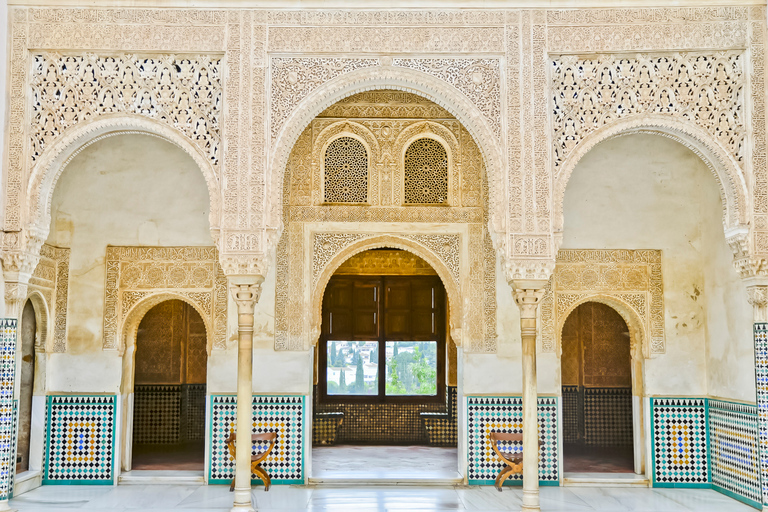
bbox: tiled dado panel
[44,395,116,484]
[209,395,304,485]
[709,400,761,507]
[466,396,558,485]
[755,323,768,505]
[0,320,16,499]
[651,398,709,487]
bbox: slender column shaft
[520,317,539,511]
[230,280,263,512]
[512,284,545,512]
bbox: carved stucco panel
[27,243,70,353]
[539,249,664,356]
[102,246,227,353]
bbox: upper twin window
[323,135,449,205]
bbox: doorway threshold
[308,475,463,486]
[119,470,205,485]
[562,472,649,487]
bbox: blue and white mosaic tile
[466,396,558,485]
[209,395,304,485]
[709,399,761,507]
[44,395,115,484]
[0,319,16,499]
[651,397,709,486]
[755,323,768,504]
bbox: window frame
[319,275,446,405]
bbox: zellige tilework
[209,395,304,485]
[44,395,116,484]
[708,399,761,507]
[466,396,558,485]
[0,320,16,499]
[754,323,768,504]
[651,398,709,487]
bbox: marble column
[229,277,264,512]
[512,282,546,512]
[747,283,768,507]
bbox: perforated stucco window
[404,138,448,205]
[324,136,368,203]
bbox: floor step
[119,470,206,485]
[308,476,463,486]
[563,472,650,487]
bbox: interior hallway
[8,484,757,511]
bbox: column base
[0,499,16,512]
[521,489,540,512]
[231,487,254,512]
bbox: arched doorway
[131,299,208,471]
[561,302,634,473]
[312,249,459,481]
[16,299,37,475]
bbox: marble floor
[311,445,460,480]
[8,484,757,511]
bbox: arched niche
[554,115,748,247]
[27,115,221,244]
[557,295,647,476]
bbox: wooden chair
[225,431,278,491]
[489,432,543,492]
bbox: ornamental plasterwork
[27,244,69,353]
[30,53,222,171]
[102,246,227,353]
[275,91,497,353]
[6,6,767,282]
[550,51,747,235]
[539,249,664,356]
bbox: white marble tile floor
[7,484,757,512]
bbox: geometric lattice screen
[324,137,368,203]
[404,138,448,204]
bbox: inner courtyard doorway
[16,299,36,475]
[561,302,634,473]
[312,249,459,481]
[131,300,207,471]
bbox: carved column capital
[511,280,548,319]
[747,284,768,323]
[1,229,45,317]
[229,277,265,315]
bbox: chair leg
[494,465,514,492]
[253,465,272,491]
[229,478,235,492]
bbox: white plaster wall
[46,134,213,392]
[561,134,751,400]
[208,260,312,395]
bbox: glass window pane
[385,341,438,396]
[326,341,378,395]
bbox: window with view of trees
[320,275,446,403]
